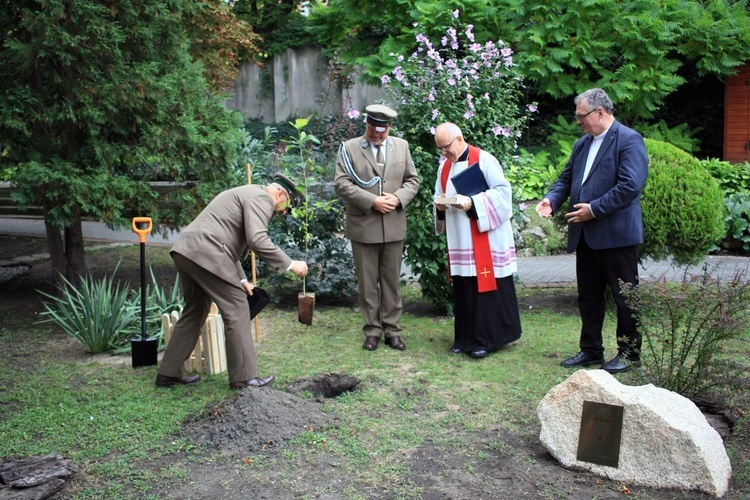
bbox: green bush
[640,139,725,265]
[246,122,358,303]
[702,158,750,196]
[724,192,750,253]
[621,266,750,400]
[702,159,750,253]
[506,150,564,203]
[38,266,139,354]
[640,120,700,154]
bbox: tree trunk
[64,208,85,278]
[43,204,86,286]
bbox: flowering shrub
[380,10,535,158]
[367,10,537,313]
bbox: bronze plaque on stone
[576,400,624,467]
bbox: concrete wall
[225,47,389,123]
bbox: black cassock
[451,275,522,353]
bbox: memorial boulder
[537,369,731,497]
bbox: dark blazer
[334,136,420,244]
[546,120,648,252]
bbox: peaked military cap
[272,173,305,208]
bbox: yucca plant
[113,268,183,353]
[145,267,183,317]
[38,264,139,354]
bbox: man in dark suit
[155,173,309,389]
[334,104,421,351]
[536,88,649,373]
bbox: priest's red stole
[440,146,497,292]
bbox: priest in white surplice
[433,123,522,358]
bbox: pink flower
[464,110,474,119]
[492,126,511,137]
[527,104,538,113]
[347,109,360,119]
[452,9,459,18]
[381,75,391,85]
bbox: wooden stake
[246,163,261,342]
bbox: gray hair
[574,88,614,114]
[436,122,463,139]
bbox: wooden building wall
[724,63,750,163]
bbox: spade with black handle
[131,217,158,368]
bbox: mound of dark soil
[182,387,335,457]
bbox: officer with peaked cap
[156,178,308,390]
[334,103,421,351]
[272,172,305,212]
[365,104,398,131]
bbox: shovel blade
[131,338,158,368]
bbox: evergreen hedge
[641,139,725,265]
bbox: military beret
[365,104,397,129]
[272,173,305,208]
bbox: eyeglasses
[436,137,457,153]
[575,108,600,121]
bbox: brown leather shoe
[229,375,275,389]
[385,336,406,350]
[155,373,201,387]
[363,336,380,350]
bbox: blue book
[450,163,489,196]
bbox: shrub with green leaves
[723,192,750,253]
[38,267,139,354]
[639,120,700,154]
[702,159,750,253]
[505,149,564,203]
[247,121,357,302]
[702,159,750,196]
[640,139,725,265]
[621,266,750,400]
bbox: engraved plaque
[576,400,624,467]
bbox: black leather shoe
[385,336,406,350]
[469,349,488,358]
[363,336,380,350]
[560,351,605,368]
[602,355,641,374]
[230,375,275,389]
[155,373,201,387]
[450,346,462,354]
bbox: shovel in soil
[131,217,158,368]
